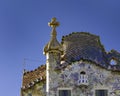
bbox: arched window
[80,71,86,74]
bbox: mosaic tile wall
[49,61,120,96]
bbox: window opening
[77,71,88,86]
[95,90,108,96]
[110,59,117,65]
[58,88,71,96]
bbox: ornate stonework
[21,18,120,96]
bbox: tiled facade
[21,18,120,96]
[48,61,120,96]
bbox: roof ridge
[61,32,99,44]
[23,64,46,75]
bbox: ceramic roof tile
[22,65,46,89]
[60,32,120,71]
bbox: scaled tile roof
[22,65,46,89]
[56,32,120,71]
[61,32,107,65]
[61,32,120,67]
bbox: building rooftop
[21,32,120,90]
[22,65,46,89]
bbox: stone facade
[48,60,120,96]
[21,18,120,96]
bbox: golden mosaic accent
[48,17,59,28]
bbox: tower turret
[43,17,63,96]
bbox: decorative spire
[48,17,59,28]
[48,17,59,37]
[43,17,63,55]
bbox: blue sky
[0,0,120,95]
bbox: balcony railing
[77,75,89,86]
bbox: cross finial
[48,17,59,28]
